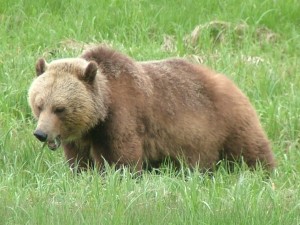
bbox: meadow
[0,0,300,224]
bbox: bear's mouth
[46,136,61,151]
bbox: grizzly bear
[28,45,275,172]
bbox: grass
[0,0,300,224]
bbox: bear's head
[28,58,108,150]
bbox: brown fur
[28,45,275,172]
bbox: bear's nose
[33,130,48,142]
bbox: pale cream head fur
[28,57,108,145]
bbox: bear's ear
[83,61,98,83]
[35,58,47,76]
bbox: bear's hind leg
[223,133,275,171]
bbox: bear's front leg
[91,137,144,173]
[63,142,94,172]
[112,138,144,173]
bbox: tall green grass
[0,0,300,224]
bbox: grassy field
[1,0,300,224]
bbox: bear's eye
[54,107,66,114]
[37,105,43,112]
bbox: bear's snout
[33,129,48,142]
